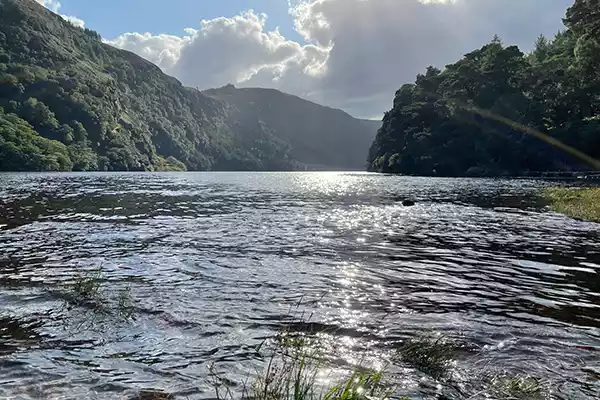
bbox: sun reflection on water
[291,172,373,196]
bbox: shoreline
[543,187,600,222]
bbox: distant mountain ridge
[204,85,380,170]
[0,0,378,171]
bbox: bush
[0,107,73,171]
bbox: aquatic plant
[321,369,397,400]
[210,313,401,400]
[64,268,105,310]
[398,334,458,380]
[61,268,135,323]
[488,374,549,400]
[211,352,399,400]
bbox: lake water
[0,172,599,399]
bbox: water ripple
[0,172,599,398]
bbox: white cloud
[35,0,85,28]
[288,0,571,117]
[108,11,329,92]
[62,15,85,28]
[35,0,60,13]
[106,1,574,117]
[108,32,186,70]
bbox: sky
[37,0,574,119]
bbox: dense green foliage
[368,0,600,176]
[0,0,376,172]
[0,106,71,171]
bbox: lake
[0,172,599,399]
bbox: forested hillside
[368,0,600,177]
[0,0,376,172]
[204,85,379,170]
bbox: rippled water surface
[0,172,599,399]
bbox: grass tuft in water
[210,329,401,400]
[322,369,397,400]
[61,268,135,323]
[71,269,103,305]
[398,334,457,380]
[488,374,549,399]
[543,187,600,222]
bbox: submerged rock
[130,390,174,400]
[402,200,416,207]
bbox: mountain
[204,85,379,170]
[368,0,600,177]
[0,0,377,172]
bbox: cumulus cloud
[108,12,329,92]
[288,0,571,117]
[35,0,85,28]
[109,32,186,70]
[110,0,573,117]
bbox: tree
[21,97,59,130]
[59,123,74,143]
[368,25,600,176]
[532,34,550,63]
[68,143,98,171]
[565,0,600,36]
[0,107,73,171]
[71,120,88,142]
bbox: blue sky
[57,0,301,41]
[43,0,573,118]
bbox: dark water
[0,172,599,399]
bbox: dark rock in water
[402,200,416,207]
[131,390,174,400]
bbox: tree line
[368,0,600,177]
